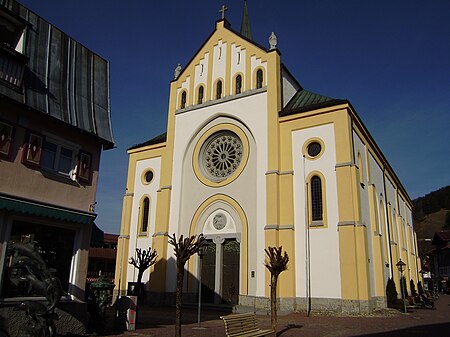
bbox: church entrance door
[200,238,240,305]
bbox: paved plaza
[107,294,450,337]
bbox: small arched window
[216,80,223,99]
[235,75,242,94]
[311,176,323,221]
[197,86,204,104]
[256,69,263,89]
[141,197,150,233]
[180,91,187,109]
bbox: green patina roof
[128,132,167,151]
[240,0,252,40]
[280,89,347,117]
[0,194,96,225]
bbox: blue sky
[20,0,450,234]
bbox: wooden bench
[220,312,274,337]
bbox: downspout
[303,155,311,316]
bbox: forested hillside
[413,186,450,220]
[413,186,450,257]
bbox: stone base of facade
[0,299,89,337]
[115,291,387,315]
[239,294,387,314]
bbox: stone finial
[269,32,277,50]
[174,64,182,79]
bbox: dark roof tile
[128,132,167,151]
[280,89,347,117]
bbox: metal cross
[219,5,228,20]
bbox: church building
[115,3,420,313]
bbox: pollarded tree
[264,246,289,332]
[128,247,158,285]
[168,233,206,337]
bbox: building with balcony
[0,0,113,334]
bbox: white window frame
[40,134,79,180]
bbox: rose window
[201,131,243,181]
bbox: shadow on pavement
[277,323,303,336]
[135,306,231,329]
[351,322,450,337]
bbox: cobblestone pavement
[107,294,450,337]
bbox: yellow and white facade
[115,19,420,313]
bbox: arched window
[180,91,187,109]
[256,69,263,89]
[216,80,223,99]
[197,86,204,104]
[141,197,150,233]
[311,175,323,221]
[235,75,242,94]
[358,152,364,187]
[379,199,386,235]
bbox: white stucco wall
[292,123,341,299]
[230,44,246,93]
[126,157,161,286]
[281,68,300,108]
[368,151,392,278]
[212,41,227,99]
[167,90,268,296]
[250,56,267,88]
[194,52,209,96]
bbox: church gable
[173,20,271,112]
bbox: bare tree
[168,233,206,337]
[264,246,289,331]
[129,247,158,285]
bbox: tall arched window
[180,91,187,109]
[311,175,323,221]
[378,199,385,235]
[197,86,204,104]
[358,152,364,187]
[141,197,150,233]
[216,80,223,99]
[235,75,242,94]
[256,69,263,89]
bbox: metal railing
[0,45,26,88]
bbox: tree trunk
[137,269,144,284]
[175,263,184,337]
[270,274,278,331]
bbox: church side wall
[353,130,385,307]
[367,151,392,300]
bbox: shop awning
[0,194,96,225]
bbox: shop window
[1,221,75,298]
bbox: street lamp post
[396,259,407,313]
[195,243,208,329]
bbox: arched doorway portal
[190,196,246,305]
